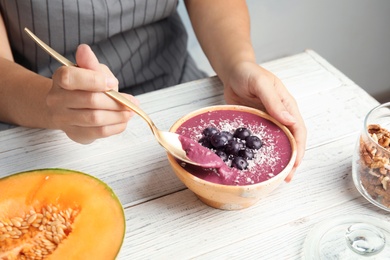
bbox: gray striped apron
[0,0,206,95]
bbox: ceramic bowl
[167,105,297,210]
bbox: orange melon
[0,169,125,259]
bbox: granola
[359,124,390,207]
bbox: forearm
[0,12,54,129]
[185,0,255,83]
[0,58,54,129]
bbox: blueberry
[215,150,228,161]
[234,127,251,140]
[231,156,248,170]
[198,136,213,148]
[246,136,263,150]
[210,132,229,149]
[202,126,219,137]
[225,139,241,156]
[221,131,234,141]
[239,148,254,160]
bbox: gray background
[178,0,390,103]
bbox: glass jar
[352,102,390,211]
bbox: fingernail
[106,76,118,88]
[281,111,296,123]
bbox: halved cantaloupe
[0,169,125,260]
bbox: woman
[0,0,306,181]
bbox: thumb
[75,44,101,71]
[261,91,297,128]
[75,44,118,89]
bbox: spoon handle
[24,28,157,132]
[24,28,76,67]
[104,90,156,130]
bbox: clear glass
[303,215,390,259]
[352,102,390,211]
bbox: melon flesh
[0,169,125,260]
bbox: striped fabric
[0,0,206,95]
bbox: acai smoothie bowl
[167,105,297,210]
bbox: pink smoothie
[175,109,292,186]
[178,135,225,168]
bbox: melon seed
[0,204,79,259]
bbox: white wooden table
[0,50,388,259]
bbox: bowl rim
[167,104,297,188]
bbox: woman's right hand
[47,44,138,144]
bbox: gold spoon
[24,27,212,167]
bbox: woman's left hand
[223,61,307,182]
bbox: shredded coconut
[177,113,290,185]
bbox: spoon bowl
[104,90,199,166]
[24,27,204,167]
